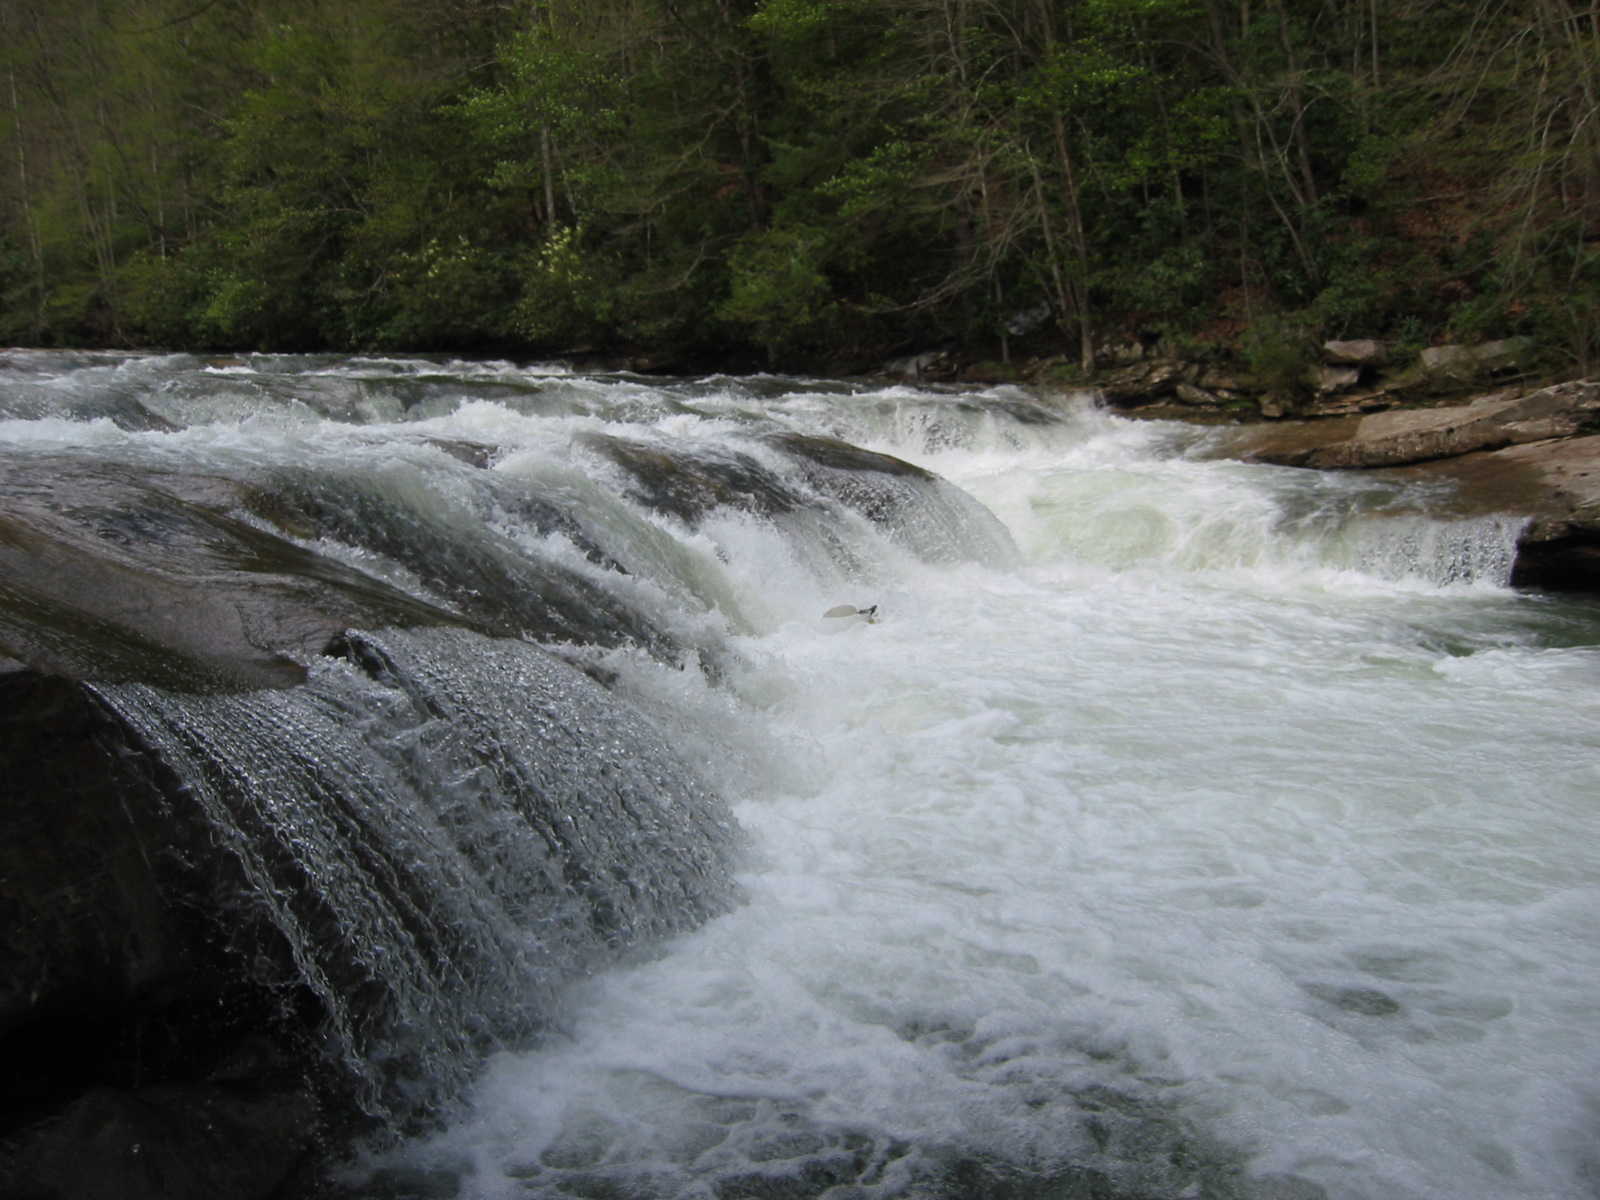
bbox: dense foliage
[2,0,1597,373]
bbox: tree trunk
[1050,115,1095,371]
[8,67,46,317]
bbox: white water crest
[2,353,1596,1200]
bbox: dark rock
[2,1084,317,1200]
[579,430,942,538]
[579,432,805,524]
[340,1165,464,1199]
[622,351,686,374]
[1509,532,1600,590]
[884,350,960,381]
[0,456,469,692]
[420,438,498,470]
[0,670,332,1198]
[0,676,149,1044]
[762,432,936,481]
[243,463,673,659]
[0,447,731,1191]
[0,672,235,1055]
[1097,358,1192,407]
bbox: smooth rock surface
[1214,382,1600,470]
[0,456,471,691]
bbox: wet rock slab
[0,671,328,1200]
[0,450,733,1194]
[1213,382,1600,470]
[0,456,469,691]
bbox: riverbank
[965,340,1600,595]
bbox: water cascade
[1,352,1596,1200]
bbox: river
[3,351,1597,1200]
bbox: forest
[1,0,1597,376]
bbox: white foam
[6,356,1596,1198]
[380,437,1599,1198]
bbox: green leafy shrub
[1242,314,1318,409]
[716,226,837,363]
[510,225,616,350]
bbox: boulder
[1417,344,1474,373]
[885,349,960,381]
[0,456,476,691]
[0,670,331,1200]
[0,454,563,1192]
[1095,339,1149,367]
[579,432,807,524]
[1097,358,1192,407]
[0,438,756,1194]
[1316,365,1361,394]
[1323,339,1387,366]
[1195,366,1252,395]
[1418,338,1534,378]
[1399,434,1600,590]
[1175,383,1221,407]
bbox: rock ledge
[1207,380,1600,591]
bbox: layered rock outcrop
[1209,382,1600,470]
[1208,381,1600,591]
[1081,335,1541,422]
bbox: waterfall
[88,626,739,1117]
[3,353,1597,1200]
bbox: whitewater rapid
[345,367,1596,1200]
[2,353,1596,1200]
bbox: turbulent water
[3,351,1598,1200]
